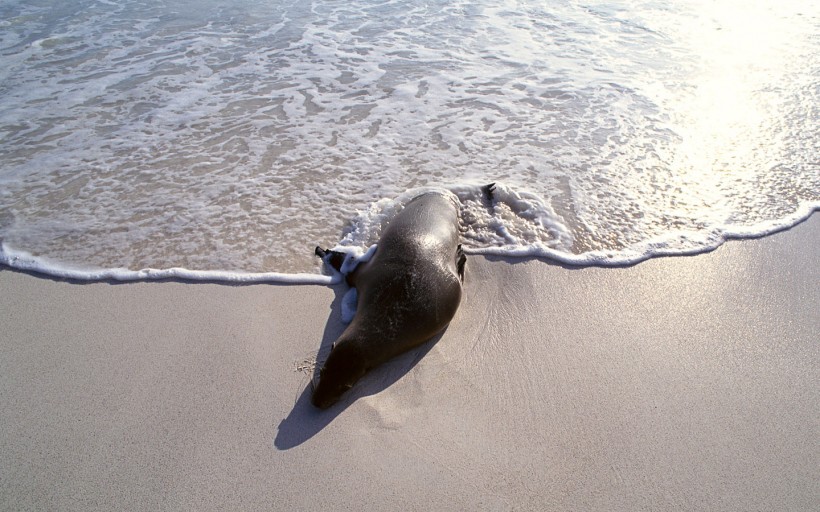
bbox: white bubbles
[0,0,817,281]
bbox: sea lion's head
[311,342,366,409]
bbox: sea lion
[311,191,466,409]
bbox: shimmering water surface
[0,0,817,280]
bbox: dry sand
[1,216,818,511]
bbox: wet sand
[1,216,818,510]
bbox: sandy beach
[1,216,817,511]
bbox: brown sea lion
[311,191,466,409]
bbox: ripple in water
[0,0,817,279]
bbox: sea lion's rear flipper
[314,246,346,273]
[456,244,466,282]
[482,182,496,202]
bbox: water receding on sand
[0,0,817,281]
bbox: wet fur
[312,192,465,409]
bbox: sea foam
[2,183,816,284]
[0,0,817,282]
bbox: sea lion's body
[312,192,465,409]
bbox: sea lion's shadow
[274,283,443,451]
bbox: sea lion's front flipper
[456,244,466,282]
[314,246,346,273]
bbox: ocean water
[0,0,817,283]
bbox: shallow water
[0,0,817,281]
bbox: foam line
[0,243,338,285]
